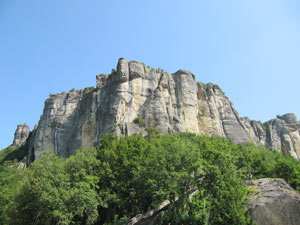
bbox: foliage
[133,116,145,127]
[206,82,214,86]
[236,143,300,191]
[4,148,100,225]
[0,133,300,224]
[0,144,28,164]
[0,162,24,224]
[155,135,251,225]
[0,144,29,223]
[94,134,203,223]
[145,127,159,140]
[274,155,300,191]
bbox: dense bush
[0,162,24,224]
[133,116,145,127]
[0,144,28,164]
[0,133,299,225]
[8,149,99,225]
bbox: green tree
[274,156,300,191]
[0,162,23,224]
[1,132,299,225]
[10,148,100,225]
[95,134,203,224]
[156,135,251,225]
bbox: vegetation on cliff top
[0,133,300,225]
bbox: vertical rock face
[240,114,300,159]
[196,83,251,143]
[12,123,30,146]
[240,118,267,146]
[264,114,300,159]
[23,58,300,160]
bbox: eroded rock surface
[264,114,300,159]
[247,178,300,225]
[19,58,300,160]
[12,123,30,146]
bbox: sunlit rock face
[25,58,300,161]
[13,123,30,146]
[264,113,300,159]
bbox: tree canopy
[0,133,300,225]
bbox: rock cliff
[14,58,299,161]
[12,123,30,146]
[265,114,300,159]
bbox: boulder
[247,178,300,225]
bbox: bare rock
[27,58,300,160]
[280,113,299,125]
[12,123,30,146]
[96,74,107,88]
[265,114,300,159]
[240,118,266,146]
[247,178,300,225]
[129,61,146,79]
[117,58,129,83]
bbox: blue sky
[1,0,300,149]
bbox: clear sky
[1,0,300,149]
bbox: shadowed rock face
[21,58,300,161]
[12,123,30,146]
[247,179,300,225]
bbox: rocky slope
[12,58,300,162]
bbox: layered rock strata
[17,58,300,161]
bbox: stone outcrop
[264,114,300,159]
[247,178,300,225]
[240,114,300,159]
[12,123,30,146]
[18,58,299,161]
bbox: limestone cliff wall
[22,58,300,161]
[265,114,300,159]
[12,123,30,146]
